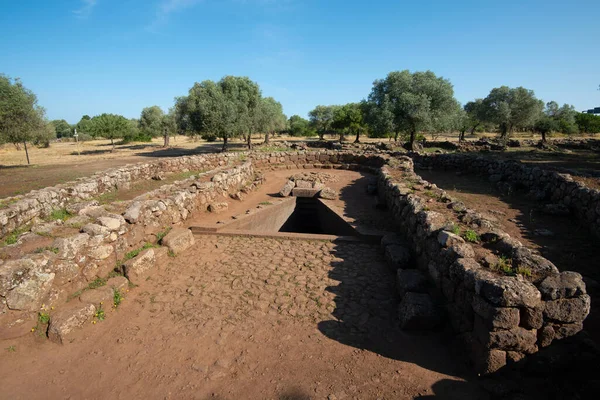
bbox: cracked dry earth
[0,235,484,399]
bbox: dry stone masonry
[0,148,593,375]
[377,156,590,373]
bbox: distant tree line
[2,71,600,164]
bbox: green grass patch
[259,201,273,206]
[450,224,461,235]
[124,243,157,261]
[113,289,124,308]
[462,229,480,243]
[48,208,72,221]
[2,225,31,247]
[88,277,107,289]
[156,227,172,244]
[38,312,50,324]
[96,190,119,205]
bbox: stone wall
[0,153,240,239]
[0,149,591,373]
[377,156,590,373]
[413,153,600,240]
[0,161,257,339]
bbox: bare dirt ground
[0,235,483,400]
[418,169,600,343]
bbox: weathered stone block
[292,188,319,198]
[385,244,411,270]
[123,201,143,223]
[54,232,90,259]
[5,271,55,311]
[398,292,442,330]
[476,274,541,308]
[97,216,122,231]
[51,260,80,286]
[538,325,555,347]
[279,180,295,197]
[538,271,586,300]
[208,202,228,213]
[476,318,537,353]
[319,187,338,200]
[472,296,520,330]
[123,248,156,284]
[396,269,428,297]
[88,244,114,261]
[543,294,591,323]
[161,228,195,255]
[520,306,544,330]
[48,303,96,344]
[437,231,465,247]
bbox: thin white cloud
[73,0,98,19]
[148,0,203,31]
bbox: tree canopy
[365,70,459,149]
[480,86,544,138]
[332,102,368,143]
[176,76,285,151]
[51,119,73,138]
[0,74,50,163]
[308,105,338,140]
[88,113,133,150]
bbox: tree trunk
[354,130,360,143]
[409,130,416,150]
[318,132,325,141]
[222,136,228,152]
[163,129,170,147]
[394,130,399,142]
[339,131,344,143]
[264,130,270,145]
[541,131,547,142]
[24,141,30,165]
[247,131,253,150]
[111,138,115,152]
[459,130,466,142]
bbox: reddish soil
[0,232,482,399]
[418,169,600,343]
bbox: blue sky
[1,0,599,123]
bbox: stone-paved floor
[0,235,483,399]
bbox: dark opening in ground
[279,198,357,236]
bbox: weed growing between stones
[462,229,480,243]
[93,304,106,322]
[124,243,157,261]
[34,246,59,254]
[1,225,31,246]
[88,277,107,289]
[113,289,123,308]
[5,345,16,352]
[48,208,72,221]
[156,227,172,244]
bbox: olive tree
[139,106,164,138]
[332,102,368,143]
[308,105,337,140]
[0,75,48,164]
[365,70,458,150]
[481,86,543,139]
[257,97,286,145]
[181,80,237,152]
[88,113,132,151]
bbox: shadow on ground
[418,168,600,345]
[317,172,600,399]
